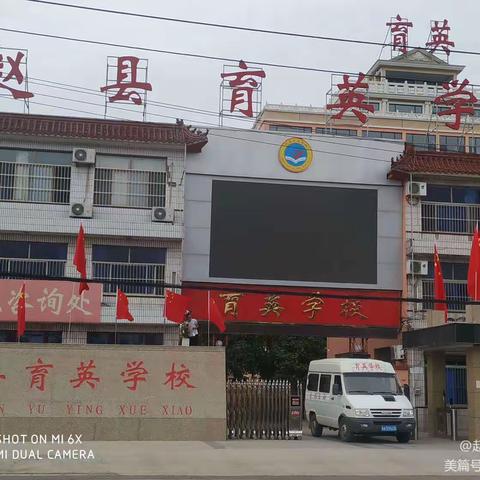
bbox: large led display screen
[209,180,378,284]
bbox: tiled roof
[388,149,480,179]
[0,112,208,152]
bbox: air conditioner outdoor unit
[151,206,174,223]
[70,202,93,218]
[72,148,95,165]
[407,181,427,197]
[392,345,405,360]
[406,259,428,276]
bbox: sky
[0,0,479,128]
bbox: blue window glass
[92,245,129,262]
[426,185,451,202]
[130,247,166,264]
[30,242,68,260]
[0,241,29,258]
[452,187,480,205]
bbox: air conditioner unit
[151,206,174,223]
[392,345,405,360]
[72,148,95,165]
[70,202,93,218]
[407,181,427,197]
[406,259,428,276]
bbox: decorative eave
[0,112,208,153]
[388,146,480,180]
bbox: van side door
[305,372,320,417]
[329,374,344,428]
[316,373,332,426]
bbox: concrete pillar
[466,346,480,441]
[426,351,445,436]
[466,305,480,324]
[425,310,445,328]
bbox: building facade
[0,112,207,345]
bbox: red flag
[116,289,134,321]
[468,224,480,300]
[434,245,447,320]
[73,224,89,295]
[209,293,226,333]
[164,290,190,324]
[17,283,26,340]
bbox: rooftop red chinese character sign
[426,19,455,57]
[100,56,151,121]
[219,60,265,125]
[386,14,413,56]
[0,48,33,112]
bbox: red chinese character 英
[426,19,455,55]
[121,360,148,391]
[70,360,100,389]
[163,362,195,390]
[326,73,374,124]
[100,56,152,105]
[220,60,266,118]
[386,15,413,54]
[433,79,477,130]
[0,51,34,100]
[26,358,54,392]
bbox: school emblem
[278,137,313,173]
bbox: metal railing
[368,80,450,97]
[94,168,166,209]
[0,162,71,204]
[93,261,165,296]
[422,279,468,312]
[421,201,480,234]
[0,258,66,277]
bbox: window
[333,375,343,395]
[432,105,451,115]
[319,374,332,393]
[87,332,163,345]
[470,138,480,154]
[316,128,357,137]
[94,155,167,209]
[362,130,402,140]
[0,240,67,278]
[307,373,319,391]
[440,136,465,152]
[0,149,71,204]
[20,331,62,343]
[343,373,402,395]
[269,125,312,133]
[366,102,380,111]
[388,103,423,114]
[92,245,166,295]
[406,133,436,151]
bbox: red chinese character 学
[26,358,53,392]
[100,56,152,105]
[434,79,478,130]
[70,360,100,389]
[326,73,374,124]
[426,19,455,55]
[163,362,195,390]
[121,360,148,391]
[386,15,413,54]
[221,60,266,118]
[0,51,34,100]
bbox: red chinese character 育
[386,15,413,54]
[70,360,100,389]
[426,19,455,55]
[0,51,34,100]
[100,56,152,105]
[220,60,266,118]
[121,360,148,391]
[26,358,54,392]
[326,73,374,124]
[163,362,195,390]
[433,79,478,130]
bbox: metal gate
[226,379,303,439]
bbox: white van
[305,358,415,443]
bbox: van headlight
[354,408,371,417]
[402,409,414,417]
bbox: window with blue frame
[422,185,480,233]
[92,245,166,295]
[316,127,357,137]
[0,240,67,278]
[406,133,436,151]
[362,130,402,140]
[439,136,465,153]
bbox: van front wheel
[339,419,354,442]
[309,414,323,437]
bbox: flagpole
[207,290,211,347]
[114,289,118,345]
[68,282,74,342]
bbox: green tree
[226,335,326,384]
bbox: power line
[24,0,480,57]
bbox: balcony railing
[368,80,445,97]
[0,162,71,204]
[421,202,480,234]
[422,279,468,312]
[0,258,66,277]
[93,261,165,296]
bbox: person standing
[186,310,199,346]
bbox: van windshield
[343,373,402,395]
